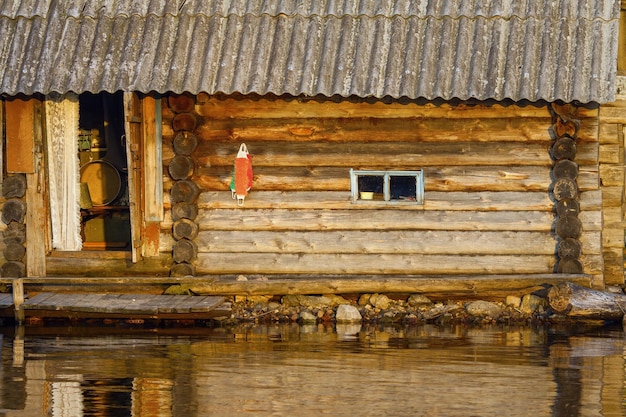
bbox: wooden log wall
[597,89,626,285]
[160,95,603,282]
[1,174,27,277]
[550,104,584,275]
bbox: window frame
[350,169,424,205]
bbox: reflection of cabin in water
[0,1,624,294]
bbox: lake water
[0,322,624,417]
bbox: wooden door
[123,93,162,263]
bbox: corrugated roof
[0,0,619,102]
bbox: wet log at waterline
[548,282,626,320]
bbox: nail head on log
[173,132,198,155]
[172,218,199,241]
[556,198,580,217]
[552,159,578,180]
[2,174,27,198]
[551,137,577,160]
[2,199,26,224]
[552,177,578,201]
[170,180,200,204]
[0,261,25,278]
[172,113,197,132]
[555,216,582,239]
[558,238,582,259]
[173,238,198,263]
[171,202,198,221]
[168,93,196,114]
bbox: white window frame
[350,169,424,204]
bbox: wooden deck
[0,273,597,323]
[0,291,230,321]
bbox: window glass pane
[390,175,416,201]
[358,175,383,193]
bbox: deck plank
[0,293,14,309]
[19,293,228,318]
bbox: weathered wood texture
[159,96,603,280]
[548,282,626,320]
[598,98,626,285]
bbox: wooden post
[12,278,24,324]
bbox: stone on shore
[335,304,362,323]
[519,294,547,315]
[407,294,433,307]
[465,300,503,318]
[368,293,391,309]
[299,310,317,323]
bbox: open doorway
[78,92,131,250]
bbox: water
[0,322,624,417]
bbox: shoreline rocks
[221,291,564,327]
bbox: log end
[547,283,573,314]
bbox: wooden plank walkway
[0,293,14,309]
[0,292,231,321]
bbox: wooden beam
[182,274,593,299]
[0,274,592,300]
[12,278,24,323]
[4,97,35,173]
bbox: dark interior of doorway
[78,92,131,251]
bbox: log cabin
[0,0,623,296]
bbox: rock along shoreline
[216,291,577,327]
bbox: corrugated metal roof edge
[2,10,620,21]
[3,90,607,106]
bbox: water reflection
[0,323,623,416]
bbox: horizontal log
[195,141,556,167]
[191,165,599,193]
[193,165,567,192]
[168,93,195,114]
[189,191,557,211]
[190,208,557,231]
[181,274,592,298]
[2,199,26,224]
[548,282,626,320]
[194,230,558,255]
[0,274,593,299]
[45,255,172,277]
[172,131,199,155]
[195,253,557,275]
[196,117,559,143]
[195,140,599,168]
[2,174,26,198]
[159,229,596,256]
[194,95,598,121]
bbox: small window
[350,169,424,204]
